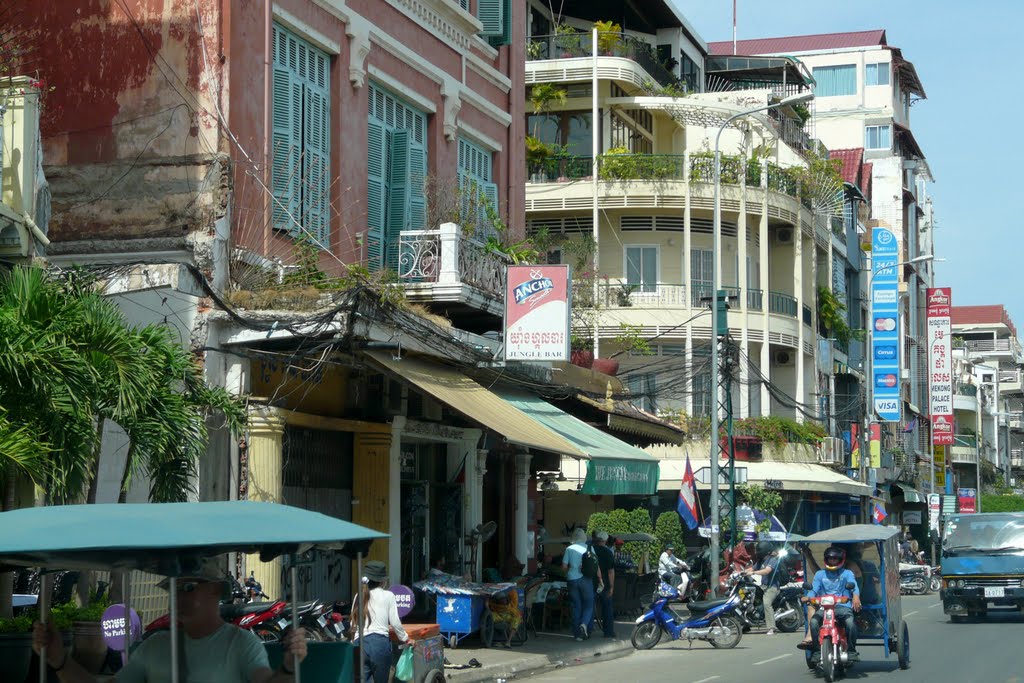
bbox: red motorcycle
[144,599,290,642]
[804,590,854,683]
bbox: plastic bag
[395,646,415,681]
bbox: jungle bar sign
[504,265,570,361]
[927,287,954,446]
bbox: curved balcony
[953,383,979,412]
[951,434,979,464]
[525,153,808,227]
[526,32,678,88]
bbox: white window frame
[865,124,892,150]
[812,64,857,97]
[623,244,659,294]
[865,62,890,87]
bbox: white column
[438,222,460,284]
[514,453,532,570]
[760,164,771,414]
[466,449,488,579]
[388,416,406,585]
[794,226,805,423]
[738,156,750,418]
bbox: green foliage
[689,152,743,184]
[739,483,783,534]
[817,286,860,345]
[593,21,622,54]
[614,323,652,356]
[599,148,680,181]
[529,83,567,118]
[980,493,1024,513]
[640,79,689,98]
[0,613,34,633]
[556,235,600,350]
[527,40,544,60]
[587,508,659,563]
[732,415,826,447]
[655,511,684,556]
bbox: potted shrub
[526,136,555,183]
[0,607,74,682]
[593,21,622,55]
[69,596,112,674]
[555,23,581,57]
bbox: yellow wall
[352,431,392,565]
[250,358,349,417]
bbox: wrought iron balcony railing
[527,32,679,88]
[398,223,507,299]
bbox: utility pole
[710,289,738,598]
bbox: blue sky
[674,0,1023,328]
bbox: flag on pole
[677,455,700,530]
[872,502,888,525]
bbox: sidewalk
[442,621,635,683]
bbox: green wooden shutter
[271,65,302,233]
[488,0,512,47]
[367,120,386,270]
[387,130,412,271]
[303,84,330,246]
[477,0,503,37]
[480,181,498,236]
[408,143,427,231]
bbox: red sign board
[927,287,954,446]
[503,265,570,361]
[958,487,977,514]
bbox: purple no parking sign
[101,604,142,651]
[389,585,415,618]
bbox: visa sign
[870,227,901,422]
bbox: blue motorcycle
[631,580,744,650]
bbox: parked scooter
[631,579,744,650]
[727,572,804,632]
[143,578,290,642]
[898,563,930,595]
[929,565,942,594]
[803,582,857,683]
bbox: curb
[444,639,634,683]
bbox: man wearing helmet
[798,545,862,661]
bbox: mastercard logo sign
[874,317,896,332]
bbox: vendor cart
[414,571,517,648]
[393,624,445,683]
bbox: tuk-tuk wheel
[896,620,910,670]
[480,609,495,648]
[423,670,445,683]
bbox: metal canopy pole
[38,572,49,683]
[169,576,179,683]
[290,557,302,683]
[123,572,132,660]
[357,552,365,681]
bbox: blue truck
[941,511,1024,621]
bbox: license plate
[984,587,1005,598]
[277,618,290,630]
[317,614,328,627]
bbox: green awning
[494,389,660,496]
[892,482,924,504]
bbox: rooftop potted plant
[593,20,622,55]
[68,594,112,674]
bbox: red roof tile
[708,30,888,56]
[830,148,864,187]
[952,305,1018,337]
[861,163,873,201]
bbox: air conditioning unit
[774,227,794,245]
[773,350,795,366]
[818,437,846,465]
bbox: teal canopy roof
[0,501,387,574]
[494,388,660,495]
[799,524,900,544]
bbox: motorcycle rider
[657,544,690,598]
[744,541,782,635]
[798,545,862,662]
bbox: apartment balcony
[526,32,678,89]
[1012,449,1023,468]
[597,280,799,322]
[953,382,979,412]
[951,434,979,464]
[0,77,45,259]
[999,369,1023,395]
[525,153,808,229]
[964,338,1024,363]
[397,223,508,316]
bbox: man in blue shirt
[799,545,862,661]
[562,528,596,641]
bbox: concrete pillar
[514,453,532,569]
[466,449,489,579]
[245,408,286,600]
[760,165,771,414]
[794,226,805,423]
[388,417,406,585]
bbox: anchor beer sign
[504,265,570,361]
[927,287,954,446]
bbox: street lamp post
[709,91,813,596]
[861,254,934,512]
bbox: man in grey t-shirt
[34,556,307,682]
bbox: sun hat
[364,560,388,582]
[157,555,229,591]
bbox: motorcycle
[727,572,805,633]
[631,579,744,650]
[804,584,856,683]
[898,563,930,595]
[143,578,291,642]
[929,565,941,594]
[659,559,695,602]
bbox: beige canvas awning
[656,457,872,497]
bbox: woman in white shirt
[352,561,414,683]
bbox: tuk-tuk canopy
[0,501,388,574]
[800,524,900,544]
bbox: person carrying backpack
[562,528,601,640]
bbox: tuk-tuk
[797,525,910,678]
[0,501,387,683]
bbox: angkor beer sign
[927,287,953,446]
[504,265,570,361]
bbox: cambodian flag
[872,502,888,525]
[677,456,700,530]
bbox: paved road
[530,594,1024,683]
